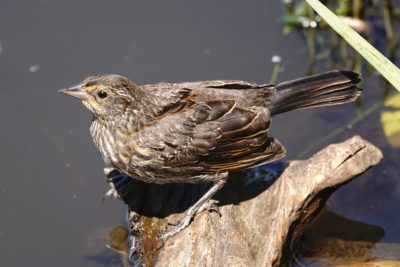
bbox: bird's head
[60,74,139,119]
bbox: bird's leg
[198,199,221,216]
[103,167,120,199]
[160,172,228,241]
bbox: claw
[159,176,227,241]
[161,200,221,240]
[128,232,143,266]
[199,199,221,216]
[102,167,122,201]
[167,220,179,226]
[102,168,135,203]
[102,179,121,201]
[160,211,194,241]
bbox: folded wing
[136,98,285,175]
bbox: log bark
[123,136,383,267]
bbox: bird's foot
[127,232,143,266]
[102,168,122,201]
[102,168,134,203]
[159,177,227,241]
[198,199,221,215]
[166,199,220,227]
[103,180,121,200]
[161,200,221,240]
[160,208,197,241]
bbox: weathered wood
[125,136,383,266]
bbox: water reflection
[298,209,385,265]
[82,226,130,267]
[280,1,400,265]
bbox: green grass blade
[305,0,400,91]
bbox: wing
[135,99,286,175]
[141,80,277,112]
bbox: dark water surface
[0,1,399,266]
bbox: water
[0,1,398,266]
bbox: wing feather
[136,100,285,173]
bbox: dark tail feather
[269,71,362,115]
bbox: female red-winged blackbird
[60,71,361,239]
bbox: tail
[268,71,362,115]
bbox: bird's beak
[59,83,91,101]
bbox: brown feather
[74,70,362,184]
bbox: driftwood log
[120,136,382,266]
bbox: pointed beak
[59,83,91,101]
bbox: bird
[60,70,361,240]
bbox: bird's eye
[97,91,108,99]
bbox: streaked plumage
[61,70,362,239]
